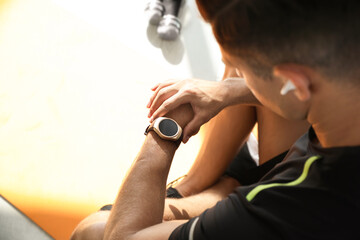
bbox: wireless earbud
[145,0,165,25]
[157,0,182,41]
[280,80,296,95]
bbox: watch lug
[144,125,150,135]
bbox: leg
[174,67,256,197]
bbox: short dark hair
[196,0,360,82]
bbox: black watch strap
[144,125,153,136]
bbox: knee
[70,211,110,240]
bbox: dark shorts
[225,143,288,185]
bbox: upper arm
[129,220,187,240]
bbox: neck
[309,82,360,148]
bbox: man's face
[221,49,309,120]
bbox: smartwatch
[145,117,182,141]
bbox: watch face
[159,119,178,136]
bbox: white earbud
[280,80,296,95]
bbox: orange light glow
[0,0,202,239]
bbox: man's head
[196,0,360,121]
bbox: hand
[147,79,231,143]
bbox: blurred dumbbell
[157,0,182,41]
[145,0,165,25]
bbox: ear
[273,64,311,101]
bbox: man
[72,0,360,239]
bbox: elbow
[103,229,138,240]
[70,211,109,240]
[70,221,107,240]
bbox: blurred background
[0,0,223,239]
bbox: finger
[150,92,187,121]
[147,84,169,109]
[151,79,178,91]
[148,86,164,108]
[151,83,161,91]
[182,116,202,143]
[147,80,178,108]
[148,87,179,118]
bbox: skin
[147,76,257,143]
[71,69,256,239]
[71,58,360,240]
[220,50,360,148]
[70,176,239,240]
[174,103,255,196]
[71,10,360,240]
[175,103,309,197]
[122,55,359,239]
[168,67,309,196]
[102,104,195,240]
[70,65,310,240]
[169,67,257,196]
[71,93,310,240]
[163,176,240,220]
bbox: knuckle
[197,114,207,123]
[183,87,195,95]
[194,128,200,135]
[162,99,174,110]
[158,88,166,96]
[162,102,170,110]
[189,128,198,136]
[182,79,193,88]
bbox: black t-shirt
[169,128,360,239]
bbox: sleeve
[169,182,358,240]
[170,152,360,240]
[168,189,282,240]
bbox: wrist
[164,103,194,128]
[146,131,180,152]
[219,79,239,107]
[144,104,194,149]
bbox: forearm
[70,175,237,240]
[221,78,260,106]
[164,176,240,221]
[103,104,193,240]
[221,66,261,107]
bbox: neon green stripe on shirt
[246,155,321,202]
